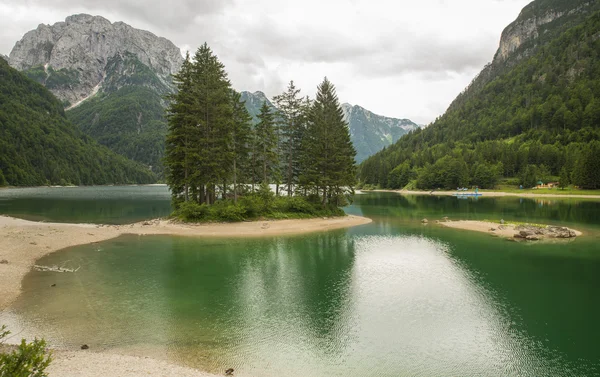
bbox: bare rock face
[496,11,564,62]
[8,14,183,106]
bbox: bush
[212,203,245,222]
[0,325,52,377]
[172,194,346,223]
[276,196,316,214]
[175,201,210,221]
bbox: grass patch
[487,185,600,196]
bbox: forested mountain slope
[449,0,600,112]
[9,14,183,175]
[359,2,600,190]
[0,57,155,186]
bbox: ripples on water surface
[2,190,600,376]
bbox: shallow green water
[3,192,600,376]
[0,185,171,224]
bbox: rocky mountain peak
[8,14,184,106]
[494,0,595,63]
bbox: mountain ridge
[240,91,420,162]
[8,14,183,175]
[359,0,600,190]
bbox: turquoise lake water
[1,189,599,376]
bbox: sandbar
[0,214,371,376]
[439,220,582,240]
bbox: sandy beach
[371,189,600,199]
[0,214,371,376]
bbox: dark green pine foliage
[192,44,234,204]
[0,57,155,186]
[165,53,195,201]
[231,90,253,202]
[165,43,234,205]
[273,81,305,196]
[254,101,279,185]
[301,78,356,205]
[359,9,600,190]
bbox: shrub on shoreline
[0,325,52,377]
[172,194,345,223]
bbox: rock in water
[225,368,234,375]
[81,344,89,350]
[421,219,428,224]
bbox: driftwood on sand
[33,264,81,273]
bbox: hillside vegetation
[359,8,600,190]
[0,57,156,186]
[65,53,170,175]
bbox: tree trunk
[233,159,238,204]
[263,145,267,184]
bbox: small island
[439,219,582,241]
[164,46,357,224]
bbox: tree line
[359,10,600,190]
[164,44,356,221]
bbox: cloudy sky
[0,0,531,124]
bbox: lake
[0,185,171,224]
[2,189,600,376]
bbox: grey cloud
[235,17,381,63]
[11,0,233,31]
[230,14,497,79]
[357,34,498,78]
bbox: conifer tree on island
[273,81,305,197]
[301,77,357,206]
[164,44,356,222]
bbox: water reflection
[3,192,600,376]
[0,186,172,224]
[350,191,600,227]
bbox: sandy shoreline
[0,214,371,376]
[368,189,600,199]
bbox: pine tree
[231,90,253,202]
[190,43,234,204]
[302,78,356,205]
[165,52,195,203]
[273,81,304,196]
[254,101,279,185]
[165,44,234,205]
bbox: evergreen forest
[164,44,356,222]
[0,57,156,186]
[359,9,600,190]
